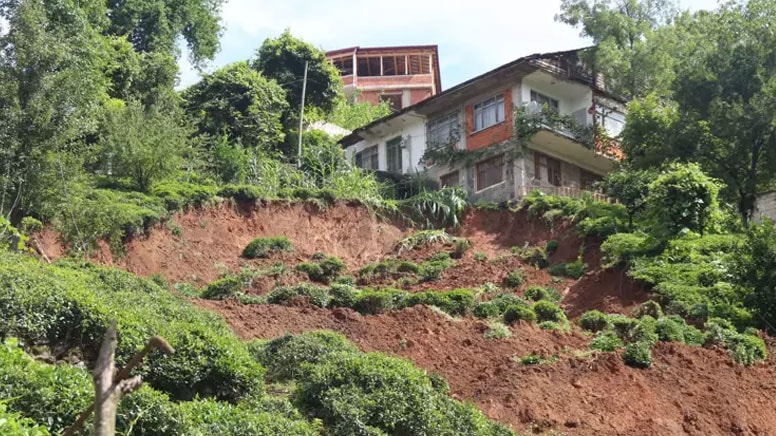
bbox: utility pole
[297,61,309,169]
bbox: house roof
[339,46,623,147]
[326,45,442,100]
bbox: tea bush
[296,256,346,284]
[405,289,476,316]
[201,276,243,300]
[547,259,587,279]
[503,305,537,324]
[295,351,513,435]
[473,301,501,318]
[503,269,525,288]
[532,300,567,324]
[251,331,359,381]
[623,341,653,368]
[579,310,610,332]
[590,330,623,352]
[0,252,264,402]
[524,285,561,303]
[483,322,512,339]
[242,236,293,258]
[266,284,330,308]
[353,289,406,315]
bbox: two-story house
[338,48,625,202]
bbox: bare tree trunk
[62,323,174,436]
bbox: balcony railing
[516,185,610,202]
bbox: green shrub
[397,260,421,274]
[545,240,559,255]
[0,338,91,433]
[579,310,610,332]
[0,403,50,435]
[483,322,512,339]
[473,301,501,318]
[295,255,345,284]
[503,269,525,288]
[538,321,563,331]
[490,293,530,313]
[520,355,542,365]
[428,251,452,262]
[517,246,549,268]
[397,230,462,252]
[251,331,360,381]
[0,254,264,402]
[419,258,453,282]
[600,232,654,267]
[218,184,264,203]
[176,398,320,435]
[405,289,476,316]
[295,351,509,435]
[623,341,653,368]
[728,334,768,366]
[242,236,293,258]
[328,283,360,308]
[634,300,664,319]
[266,284,330,308]
[532,300,566,323]
[473,252,487,262]
[503,305,537,324]
[333,275,355,286]
[353,289,405,315]
[590,331,623,352]
[151,181,218,210]
[201,276,243,300]
[174,282,200,298]
[523,285,561,302]
[547,259,587,279]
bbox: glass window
[596,106,625,136]
[386,137,403,173]
[473,94,505,131]
[530,90,559,113]
[534,151,562,186]
[355,145,379,170]
[476,155,504,190]
[426,113,459,148]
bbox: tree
[556,0,678,99]
[735,221,776,334]
[644,163,721,239]
[327,92,392,131]
[601,167,657,228]
[251,30,341,116]
[97,99,191,191]
[104,0,225,67]
[181,61,289,149]
[0,0,111,218]
[623,0,776,225]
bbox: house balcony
[515,185,609,202]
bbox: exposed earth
[40,201,776,436]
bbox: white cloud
[177,0,722,89]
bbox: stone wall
[755,192,776,223]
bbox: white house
[339,48,626,202]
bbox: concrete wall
[755,192,776,223]
[345,115,427,174]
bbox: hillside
[36,200,776,435]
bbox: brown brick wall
[465,90,513,151]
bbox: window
[386,137,403,173]
[426,113,459,148]
[380,93,402,111]
[408,55,431,74]
[355,145,379,170]
[331,57,353,76]
[473,94,505,132]
[533,151,562,186]
[382,56,407,76]
[530,90,559,113]
[580,169,602,191]
[596,105,625,136]
[476,155,504,191]
[357,57,381,76]
[440,171,460,188]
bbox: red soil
[39,202,776,435]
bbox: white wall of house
[344,113,428,174]
[520,71,593,121]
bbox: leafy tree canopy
[622,0,776,224]
[251,29,341,116]
[181,61,289,149]
[556,0,678,99]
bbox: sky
[178,0,723,91]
